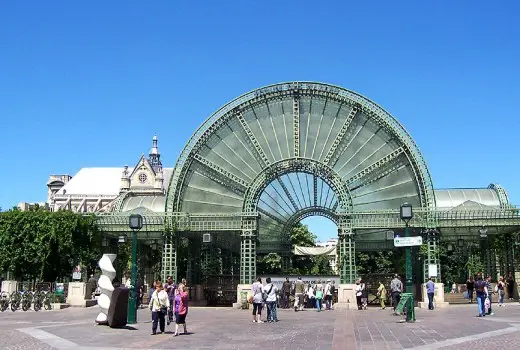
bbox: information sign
[394,236,423,247]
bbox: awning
[293,246,336,256]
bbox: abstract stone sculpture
[96,253,116,324]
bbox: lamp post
[127,214,143,324]
[400,203,414,294]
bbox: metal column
[161,231,177,283]
[240,229,257,284]
[424,229,441,283]
[338,224,356,284]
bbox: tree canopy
[0,207,102,281]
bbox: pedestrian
[293,277,305,312]
[485,275,494,316]
[355,279,363,310]
[426,277,435,310]
[148,281,169,335]
[506,273,515,301]
[497,276,506,306]
[306,283,315,309]
[251,277,264,323]
[324,279,333,310]
[466,276,475,303]
[390,274,403,311]
[263,277,278,322]
[474,274,488,317]
[360,279,368,310]
[173,283,189,336]
[315,279,324,312]
[164,276,176,325]
[282,277,291,308]
[377,281,387,310]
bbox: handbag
[262,284,274,301]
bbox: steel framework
[96,82,519,286]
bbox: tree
[0,207,101,281]
[290,222,316,247]
[258,253,282,274]
[288,222,316,275]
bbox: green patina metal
[94,82,520,287]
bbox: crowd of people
[147,276,189,336]
[249,277,337,323]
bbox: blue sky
[1,1,519,242]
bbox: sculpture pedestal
[335,284,357,309]
[1,280,17,294]
[233,284,252,309]
[66,282,87,307]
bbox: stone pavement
[0,303,519,349]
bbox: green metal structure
[96,82,520,287]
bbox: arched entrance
[165,82,436,285]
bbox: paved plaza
[0,304,519,349]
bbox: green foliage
[289,222,316,247]
[310,254,334,275]
[258,253,282,274]
[355,251,398,276]
[0,208,101,281]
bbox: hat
[326,279,331,282]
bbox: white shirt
[149,290,170,312]
[355,284,362,296]
[324,283,332,296]
[307,285,315,298]
[264,283,278,302]
[252,281,263,304]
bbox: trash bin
[396,293,415,323]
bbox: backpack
[329,284,335,295]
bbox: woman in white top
[149,281,170,335]
[306,283,315,309]
[251,277,264,323]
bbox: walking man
[282,277,291,309]
[294,277,304,311]
[485,275,494,316]
[475,274,488,317]
[426,277,435,310]
[390,274,403,311]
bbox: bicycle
[0,291,9,312]
[9,291,21,312]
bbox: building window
[138,173,147,183]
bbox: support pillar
[424,229,441,283]
[505,234,515,278]
[240,229,256,285]
[161,232,177,283]
[481,237,493,278]
[339,228,355,284]
[281,254,291,273]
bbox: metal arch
[243,158,354,213]
[488,184,511,208]
[166,81,436,217]
[282,207,339,237]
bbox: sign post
[393,236,423,247]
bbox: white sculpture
[96,253,116,324]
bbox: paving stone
[0,303,519,349]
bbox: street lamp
[127,214,143,324]
[399,203,413,294]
